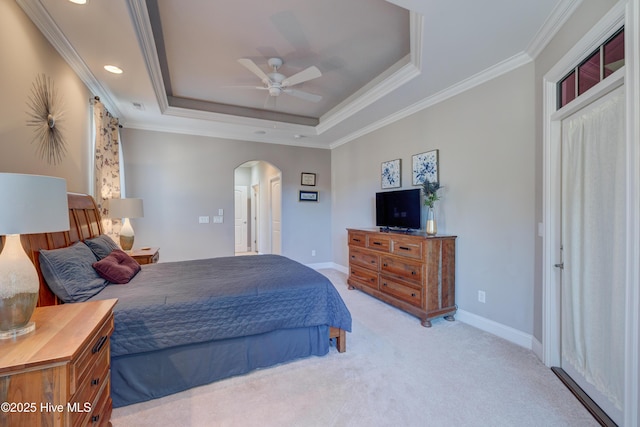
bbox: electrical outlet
[478,290,486,303]
[198,216,210,224]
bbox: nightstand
[130,247,159,265]
[0,299,117,427]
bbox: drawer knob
[382,283,387,287]
[411,293,417,297]
[91,377,100,386]
[92,415,100,423]
[373,241,382,246]
[351,255,355,259]
[399,246,410,251]
[353,238,361,242]
[383,263,388,267]
[370,260,375,264]
[411,271,416,275]
[92,335,108,354]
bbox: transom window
[557,27,624,109]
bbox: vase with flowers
[422,180,441,235]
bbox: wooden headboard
[19,193,103,307]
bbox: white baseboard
[531,336,543,361]
[307,261,347,272]
[314,265,540,357]
[456,309,534,350]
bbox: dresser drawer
[349,265,379,290]
[349,247,379,270]
[380,275,422,308]
[380,255,423,283]
[88,382,112,427]
[70,346,109,426]
[366,235,390,252]
[391,237,423,260]
[348,231,367,247]
[71,313,113,395]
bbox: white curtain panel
[561,87,626,410]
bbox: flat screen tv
[376,188,421,230]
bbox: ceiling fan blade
[282,66,321,87]
[238,59,270,83]
[284,88,322,103]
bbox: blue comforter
[89,255,352,357]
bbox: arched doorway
[234,161,282,255]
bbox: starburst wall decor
[26,74,66,165]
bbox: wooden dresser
[0,299,117,427]
[347,228,456,327]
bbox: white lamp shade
[0,173,69,234]
[108,198,144,219]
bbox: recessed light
[104,65,123,74]
[68,0,87,4]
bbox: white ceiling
[18,0,571,149]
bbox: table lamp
[0,173,69,339]
[108,198,144,251]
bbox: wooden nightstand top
[0,299,117,374]
[130,247,160,264]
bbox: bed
[22,193,352,408]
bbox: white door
[559,87,625,425]
[252,184,259,253]
[234,185,248,253]
[270,176,281,255]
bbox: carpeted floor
[111,269,598,427]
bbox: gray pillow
[85,234,120,260]
[39,242,109,303]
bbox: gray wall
[0,0,92,192]
[120,128,331,264]
[331,64,537,334]
[331,0,618,338]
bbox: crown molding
[526,0,583,59]
[16,0,122,117]
[127,0,169,113]
[330,51,532,149]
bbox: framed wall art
[299,190,318,202]
[301,172,316,186]
[381,159,401,189]
[412,149,439,185]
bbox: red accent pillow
[92,249,141,284]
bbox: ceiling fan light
[269,87,281,96]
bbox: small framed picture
[412,149,439,185]
[299,190,318,202]
[301,172,316,186]
[381,159,401,189]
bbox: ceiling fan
[236,57,322,105]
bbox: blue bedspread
[89,255,351,357]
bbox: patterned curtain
[92,98,121,241]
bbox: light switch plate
[213,216,223,223]
[218,209,224,216]
[199,216,210,224]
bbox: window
[557,28,624,109]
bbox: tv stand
[347,228,456,327]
